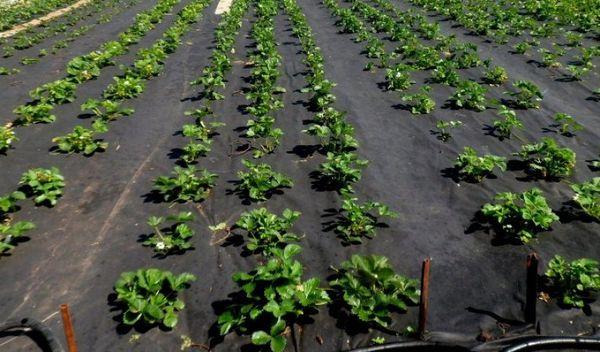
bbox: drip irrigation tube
[346,335,600,352]
[0,318,64,352]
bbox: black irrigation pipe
[0,317,64,352]
[345,335,600,352]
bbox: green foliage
[553,113,582,136]
[319,152,368,192]
[67,56,102,83]
[235,208,300,255]
[402,86,435,115]
[335,195,397,244]
[506,80,543,109]
[330,255,420,328]
[153,166,217,203]
[19,167,65,206]
[14,102,56,125]
[235,159,293,201]
[454,147,506,182]
[434,120,462,142]
[385,64,414,91]
[81,99,135,122]
[492,105,523,139]
[483,66,508,85]
[114,268,196,328]
[145,212,195,254]
[29,79,77,104]
[0,124,18,152]
[304,120,358,153]
[52,120,109,155]
[431,61,460,86]
[449,80,487,111]
[545,256,600,308]
[0,220,35,253]
[0,191,25,214]
[217,244,330,352]
[571,177,599,221]
[104,75,145,100]
[481,188,559,243]
[515,138,576,179]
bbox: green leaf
[251,331,271,345]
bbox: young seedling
[235,208,300,255]
[481,188,559,243]
[14,102,56,125]
[552,113,582,136]
[402,86,436,115]
[483,66,508,86]
[0,220,35,253]
[319,151,368,192]
[335,195,397,244]
[114,268,196,328]
[506,80,543,109]
[104,75,145,100]
[0,124,18,152]
[52,120,109,156]
[235,159,293,201]
[81,99,135,122]
[571,177,599,221]
[435,120,462,142]
[145,212,195,254]
[19,167,65,206]
[330,254,420,329]
[545,255,600,309]
[29,79,77,104]
[454,147,506,182]
[385,64,414,91]
[153,166,217,203]
[431,60,460,86]
[492,105,523,140]
[449,80,487,111]
[514,138,576,179]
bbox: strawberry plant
[144,212,195,254]
[114,268,196,328]
[514,138,576,179]
[545,256,600,309]
[431,61,460,86]
[434,120,462,142]
[483,65,508,86]
[552,113,582,136]
[512,41,531,54]
[14,102,56,125]
[506,80,543,109]
[235,208,300,255]
[104,75,145,100]
[571,178,599,221]
[335,195,397,244]
[153,166,217,203]
[386,64,414,91]
[19,167,65,206]
[0,124,18,153]
[454,147,506,182]
[29,79,77,104]
[0,220,35,254]
[319,152,368,193]
[217,244,330,352]
[66,57,102,83]
[52,120,109,156]
[402,86,435,115]
[449,80,487,111]
[235,160,293,201]
[330,254,420,329]
[304,120,358,153]
[481,188,559,243]
[0,191,25,214]
[81,99,135,122]
[450,43,480,68]
[492,105,523,140]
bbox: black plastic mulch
[0,0,598,350]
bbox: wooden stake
[525,253,539,325]
[418,257,431,338]
[60,304,78,352]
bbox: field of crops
[0,0,598,351]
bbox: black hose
[0,318,64,352]
[345,341,470,352]
[500,336,600,351]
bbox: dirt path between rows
[0,0,93,38]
